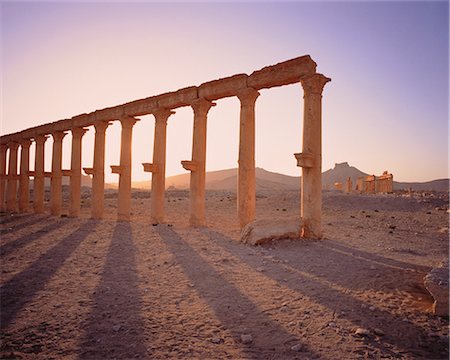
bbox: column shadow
[0,220,98,330]
[0,214,30,226]
[0,215,53,236]
[155,225,320,360]
[77,222,147,360]
[1,219,66,257]
[202,229,449,359]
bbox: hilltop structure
[0,55,330,239]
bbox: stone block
[240,218,302,245]
[72,114,92,128]
[157,87,198,109]
[124,97,158,116]
[34,123,54,136]
[52,119,71,132]
[198,74,248,100]
[95,106,125,122]
[424,261,449,316]
[248,55,316,90]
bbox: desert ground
[1,188,449,359]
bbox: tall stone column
[6,142,19,212]
[85,121,110,219]
[295,74,330,239]
[0,144,7,212]
[181,98,215,227]
[33,135,48,213]
[69,127,88,217]
[50,131,67,216]
[143,109,174,223]
[18,139,32,212]
[237,87,260,228]
[112,116,139,221]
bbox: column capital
[94,120,111,133]
[191,98,216,116]
[20,138,32,147]
[51,131,68,142]
[300,73,331,96]
[71,127,89,138]
[7,142,19,150]
[0,143,8,152]
[237,87,260,106]
[153,108,175,125]
[33,134,49,145]
[119,115,139,129]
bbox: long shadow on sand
[1,219,67,257]
[0,214,51,236]
[0,220,98,330]
[156,225,320,360]
[202,229,449,359]
[78,222,147,360]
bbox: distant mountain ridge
[127,162,448,192]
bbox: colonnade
[0,55,330,239]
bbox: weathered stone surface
[424,261,449,316]
[72,113,92,128]
[34,123,54,136]
[240,218,301,245]
[157,86,198,109]
[198,74,248,100]
[52,119,72,132]
[248,55,316,90]
[124,96,158,116]
[94,105,125,122]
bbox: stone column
[237,87,260,228]
[143,109,174,224]
[69,127,88,217]
[6,142,19,212]
[85,121,110,219]
[181,98,215,227]
[0,144,7,212]
[50,131,67,216]
[295,74,330,239]
[18,139,32,212]
[112,116,139,221]
[33,135,48,213]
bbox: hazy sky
[1,1,448,182]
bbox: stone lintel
[83,167,94,176]
[95,106,125,122]
[198,74,248,101]
[181,160,198,172]
[34,123,54,136]
[52,119,72,132]
[157,86,198,109]
[72,114,92,128]
[294,152,316,168]
[62,170,72,177]
[124,97,158,117]
[248,55,317,90]
[20,129,35,140]
[110,165,122,174]
[142,163,158,173]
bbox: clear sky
[1,1,448,182]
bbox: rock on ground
[240,218,302,245]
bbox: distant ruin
[0,56,330,239]
[355,171,394,194]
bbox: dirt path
[1,191,448,359]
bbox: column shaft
[299,74,330,239]
[69,127,88,217]
[237,88,260,228]
[0,144,7,211]
[19,139,32,212]
[50,131,67,216]
[34,135,48,213]
[117,117,139,221]
[150,109,173,223]
[6,142,19,212]
[188,98,214,227]
[91,121,109,219]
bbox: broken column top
[1,55,321,144]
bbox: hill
[125,162,448,192]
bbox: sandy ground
[0,189,449,359]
